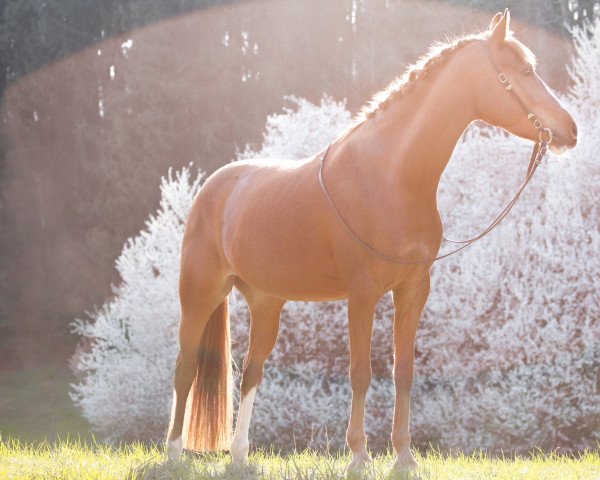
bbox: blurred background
[0,0,595,443]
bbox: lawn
[1,440,599,480]
[1,367,598,479]
[0,364,92,444]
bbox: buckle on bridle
[535,128,553,166]
[539,127,552,145]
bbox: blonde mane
[354,33,485,125]
[353,30,537,128]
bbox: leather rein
[318,41,553,265]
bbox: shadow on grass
[132,454,262,480]
[127,450,431,480]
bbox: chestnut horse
[166,10,577,471]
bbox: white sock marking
[231,387,257,461]
[167,436,183,461]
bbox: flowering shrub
[236,95,353,161]
[72,23,599,452]
[70,168,202,441]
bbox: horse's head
[473,9,577,154]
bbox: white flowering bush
[72,23,599,452]
[236,95,354,161]
[70,168,203,441]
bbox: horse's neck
[342,53,476,200]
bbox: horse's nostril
[571,122,578,139]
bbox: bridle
[318,40,553,265]
[481,41,553,173]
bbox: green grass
[1,440,599,480]
[0,364,92,444]
[1,366,599,478]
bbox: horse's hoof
[394,445,418,468]
[230,439,249,465]
[393,462,419,471]
[231,454,248,465]
[166,437,183,461]
[393,457,419,476]
[347,451,372,475]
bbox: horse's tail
[183,299,233,451]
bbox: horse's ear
[490,8,511,43]
[489,12,503,30]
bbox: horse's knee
[350,363,372,393]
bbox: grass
[1,365,599,478]
[0,364,92,444]
[1,440,599,480]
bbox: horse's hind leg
[166,258,233,460]
[230,286,285,463]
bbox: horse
[165,9,577,471]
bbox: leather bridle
[318,40,553,265]
[481,41,553,172]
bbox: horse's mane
[352,29,536,130]
[354,33,485,125]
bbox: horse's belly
[227,228,347,301]
[237,271,347,301]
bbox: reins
[318,41,553,265]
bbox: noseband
[318,41,553,265]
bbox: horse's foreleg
[230,293,284,463]
[346,292,378,471]
[391,274,430,471]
